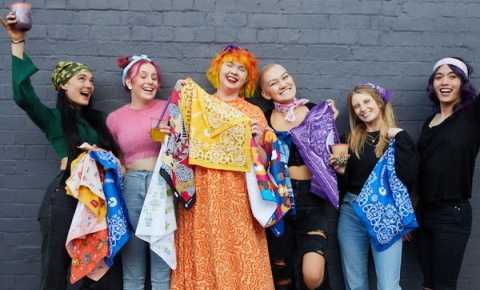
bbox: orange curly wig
[206,45,259,98]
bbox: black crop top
[265,102,316,167]
[342,130,417,195]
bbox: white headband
[122,54,152,86]
[433,57,469,78]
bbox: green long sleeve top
[12,54,100,158]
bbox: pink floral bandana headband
[433,57,469,78]
[273,98,309,122]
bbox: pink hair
[117,56,162,89]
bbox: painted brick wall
[1,0,480,289]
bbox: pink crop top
[107,99,168,166]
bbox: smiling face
[218,60,248,94]
[261,64,297,104]
[60,70,94,106]
[126,62,159,102]
[351,92,382,127]
[432,64,462,106]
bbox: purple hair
[427,58,477,111]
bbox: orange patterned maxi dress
[171,97,275,290]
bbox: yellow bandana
[179,79,252,172]
[65,152,107,220]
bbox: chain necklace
[366,132,379,146]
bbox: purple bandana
[363,83,393,103]
[290,101,340,208]
[273,98,309,122]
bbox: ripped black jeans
[267,179,334,290]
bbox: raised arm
[2,12,56,132]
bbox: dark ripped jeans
[267,179,335,290]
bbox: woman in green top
[2,13,122,290]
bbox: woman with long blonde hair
[346,84,397,160]
[333,84,417,290]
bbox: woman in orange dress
[171,45,274,290]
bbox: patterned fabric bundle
[89,150,131,266]
[160,89,195,208]
[136,135,177,269]
[179,78,252,172]
[264,131,295,237]
[65,152,109,283]
[290,101,340,208]
[352,140,418,251]
[246,131,294,234]
[246,137,278,228]
[65,152,107,220]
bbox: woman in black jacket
[417,57,478,290]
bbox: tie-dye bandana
[89,150,131,266]
[352,140,418,252]
[290,101,340,208]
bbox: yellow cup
[150,128,166,142]
[331,143,349,157]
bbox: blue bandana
[89,151,131,266]
[352,140,418,251]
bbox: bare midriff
[126,157,157,172]
[288,165,312,180]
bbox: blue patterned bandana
[352,140,418,251]
[89,150,131,266]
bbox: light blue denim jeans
[338,193,402,290]
[122,170,170,290]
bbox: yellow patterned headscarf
[51,61,91,91]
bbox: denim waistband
[342,192,358,203]
[125,170,153,178]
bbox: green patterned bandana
[51,61,91,91]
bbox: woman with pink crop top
[106,55,171,290]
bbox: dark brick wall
[1,0,480,289]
